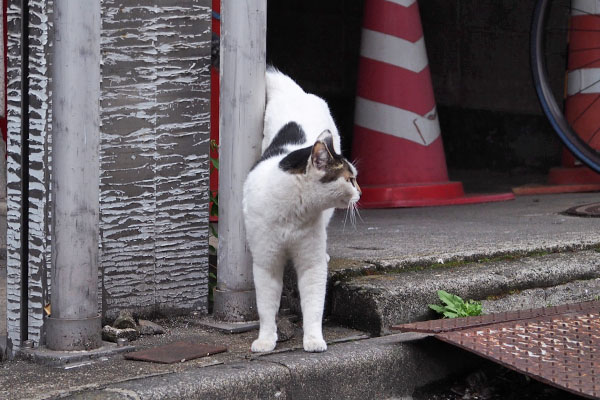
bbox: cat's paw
[326,253,331,262]
[303,336,327,353]
[251,338,277,353]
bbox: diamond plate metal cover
[394,301,600,399]
[393,300,600,333]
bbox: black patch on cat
[279,146,312,174]
[258,122,306,164]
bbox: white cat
[243,69,361,353]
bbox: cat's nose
[355,181,362,196]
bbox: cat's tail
[265,67,304,102]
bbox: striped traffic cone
[352,0,513,207]
[548,0,600,187]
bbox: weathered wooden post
[45,0,102,350]
[213,0,266,322]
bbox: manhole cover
[124,341,227,364]
[564,202,600,218]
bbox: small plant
[429,290,482,318]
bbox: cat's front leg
[251,255,284,353]
[294,252,328,353]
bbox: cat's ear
[311,130,334,170]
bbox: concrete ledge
[482,278,600,313]
[61,333,479,400]
[331,250,600,335]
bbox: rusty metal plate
[564,202,600,218]
[436,311,600,399]
[392,300,600,333]
[124,341,227,364]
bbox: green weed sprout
[429,290,482,318]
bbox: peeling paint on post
[25,0,53,349]
[6,0,27,351]
[6,0,54,351]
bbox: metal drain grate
[564,202,600,218]
[394,301,600,399]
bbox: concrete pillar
[45,0,102,350]
[213,0,266,322]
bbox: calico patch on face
[319,159,356,184]
[310,132,356,185]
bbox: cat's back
[263,69,340,153]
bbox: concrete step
[61,333,480,400]
[329,249,600,335]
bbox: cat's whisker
[347,201,358,229]
[343,203,351,231]
[354,202,364,224]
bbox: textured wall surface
[26,0,53,347]
[99,1,211,319]
[0,0,7,354]
[6,1,211,348]
[5,0,23,351]
[6,0,53,349]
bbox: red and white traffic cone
[547,0,600,188]
[352,0,513,207]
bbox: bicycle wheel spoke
[573,55,600,70]
[569,28,600,32]
[586,125,600,146]
[568,46,600,53]
[570,7,600,19]
[571,93,600,124]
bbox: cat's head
[307,130,361,209]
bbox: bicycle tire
[531,0,600,173]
